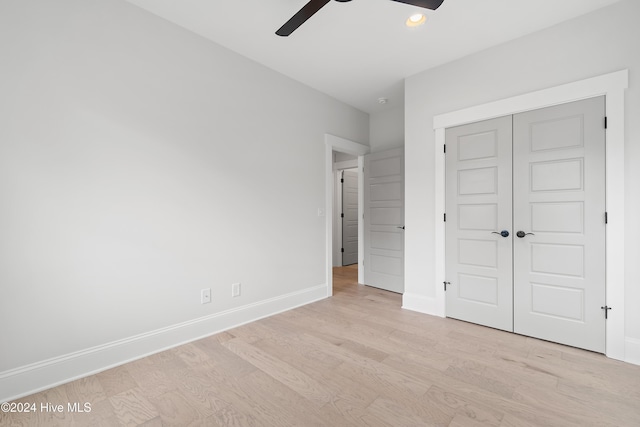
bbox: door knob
[516,231,535,238]
[491,230,510,238]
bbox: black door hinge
[601,306,612,319]
[443,281,450,291]
[341,248,344,253]
[444,144,446,153]
[605,212,608,224]
[444,213,447,222]
[341,213,344,218]
[604,117,608,129]
[341,178,344,183]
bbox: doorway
[445,96,606,352]
[325,139,406,300]
[324,134,369,296]
[332,151,359,268]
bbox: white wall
[369,106,405,152]
[0,0,368,400]
[405,0,640,362]
[334,152,357,163]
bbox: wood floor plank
[240,321,344,372]
[234,370,332,426]
[96,366,138,398]
[126,365,177,399]
[253,338,381,412]
[190,364,275,426]
[382,351,584,426]
[136,417,163,427]
[425,385,504,426]
[443,365,515,400]
[511,382,638,427]
[192,336,257,378]
[8,387,72,426]
[62,376,107,407]
[146,349,190,372]
[499,413,551,427]
[147,389,208,426]
[210,404,262,427]
[494,349,640,401]
[320,396,390,427]
[299,330,433,397]
[481,358,559,389]
[163,364,231,416]
[556,378,640,417]
[108,387,159,427]
[449,413,496,427]
[69,398,118,427]
[366,395,452,427]
[222,337,334,407]
[170,342,214,367]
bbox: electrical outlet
[201,288,211,304]
[232,283,241,298]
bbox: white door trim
[325,134,370,296]
[432,70,628,361]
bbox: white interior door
[342,169,359,266]
[513,96,606,352]
[445,116,514,332]
[364,148,404,293]
[445,97,606,352]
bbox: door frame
[325,134,370,296]
[433,70,628,361]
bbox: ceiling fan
[276,0,445,36]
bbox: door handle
[516,231,535,238]
[397,226,405,230]
[491,230,510,238]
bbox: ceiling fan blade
[276,0,332,37]
[389,0,444,10]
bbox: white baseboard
[625,337,640,366]
[0,284,327,403]
[402,293,444,317]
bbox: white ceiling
[125,0,622,114]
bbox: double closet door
[445,96,606,353]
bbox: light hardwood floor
[3,265,640,426]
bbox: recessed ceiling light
[406,13,426,27]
